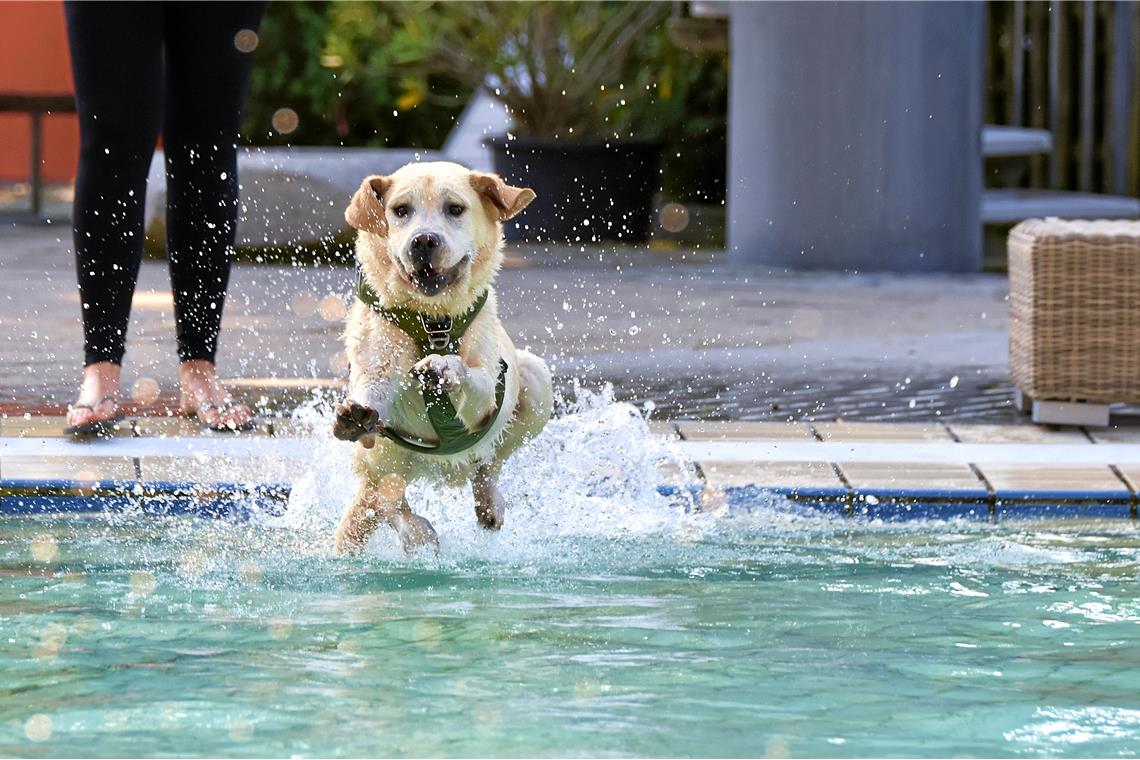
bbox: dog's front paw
[412,354,465,394]
[333,399,380,441]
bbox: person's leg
[162,1,264,428]
[63,1,164,429]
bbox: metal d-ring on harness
[421,314,453,352]
[355,271,508,456]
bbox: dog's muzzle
[405,255,469,296]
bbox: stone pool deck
[3,416,1140,520]
[2,222,1020,423]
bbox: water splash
[279,384,720,561]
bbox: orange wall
[0,1,78,183]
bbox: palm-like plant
[421,1,670,139]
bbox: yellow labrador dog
[332,161,553,554]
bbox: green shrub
[241,1,467,148]
[241,1,726,202]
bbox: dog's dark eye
[447,204,466,217]
[392,204,411,219]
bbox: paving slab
[699,460,844,489]
[838,462,984,493]
[677,420,814,441]
[648,421,680,439]
[1087,426,1140,445]
[3,415,1140,519]
[979,464,1132,498]
[130,417,212,439]
[139,455,296,486]
[813,422,954,442]
[0,414,129,439]
[1,455,135,483]
[949,423,1091,444]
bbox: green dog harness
[356,272,508,456]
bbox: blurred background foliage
[240,1,727,203]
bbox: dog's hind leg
[334,473,438,556]
[496,350,553,460]
[472,465,504,530]
[471,350,553,531]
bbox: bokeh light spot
[272,108,299,135]
[764,737,791,758]
[233,29,259,53]
[24,714,52,742]
[228,717,254,742]
[318,294,347,322]
[131,377,161,405]
[30,532,58,563]
[789,308,823,338]
[412,619,443,650]
[377,473,407,503]
[33,623,68,659]
[267,618,293,640]
[700,486,728,513]
[130,570,157,597]
[336,636,362,655]
[178,550,208,578]
[238,560,263,585]
[290,292,318,317]
[573,678,603,700]
[329,351,350,375]
[659,202,690,233]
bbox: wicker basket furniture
[1008,218,1140,426]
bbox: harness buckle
[421,315,453,351]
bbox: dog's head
[346,162,534,312]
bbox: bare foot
[67,361,122,429]
[178,360,253,431]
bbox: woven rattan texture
[1009,218,1140,403]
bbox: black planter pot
[488,138,661,243]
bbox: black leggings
[65,1,264,367]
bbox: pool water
[2,398,1140,757]
[3,512,1140,757]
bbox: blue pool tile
[996,500,1134,519]
[853,500,991,521]
[725,484,850,514]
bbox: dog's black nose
[411,232,440,253]
[410,232,441,269]
[410,233,440,272]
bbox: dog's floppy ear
[469,172,536,221]
[345,174,392,235]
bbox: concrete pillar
[726,2,983,272]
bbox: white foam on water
[274,385,826,564]
[1005,706,1140,748]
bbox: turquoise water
[3,511,1140,757]
[3,400,1140,757]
